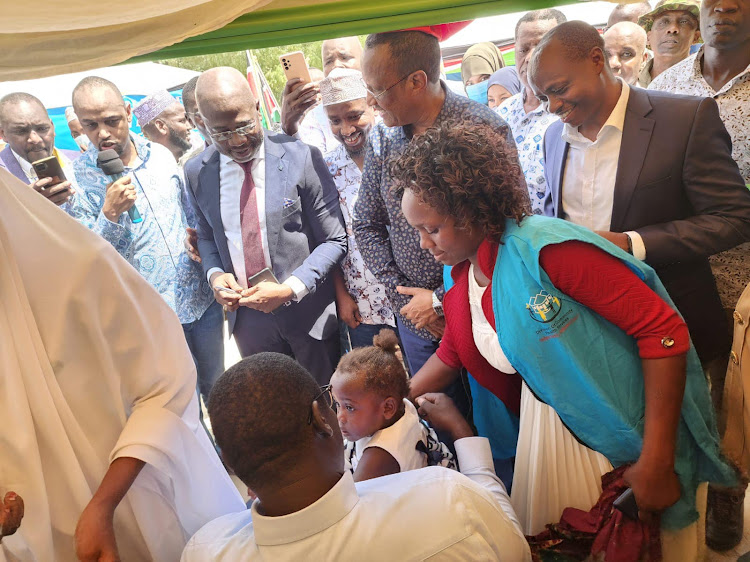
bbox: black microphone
[96,148,142,224]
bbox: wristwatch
[432,291,444,318]
[625,232,634,255]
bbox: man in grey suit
[529,21,750,367]
[184,67,346,384]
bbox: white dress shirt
[181,437,531,561]
[206,138,307,299]
[560,79,646,260]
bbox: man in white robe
[0,167,245,561]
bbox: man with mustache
[637,0,701,88]
[649,0,750,550]
[603,22,649,86]
[0,92,77,206]
[321,68,396,348]
[68,76,222,407]
[185,67,346,385]
[134,89,194,162]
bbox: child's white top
[352,399,428,472]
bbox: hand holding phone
[280,52,317,136]
[32,155,66,187]
[30,176,74,206]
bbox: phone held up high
[279,51,312,84]
[31,155,66,188]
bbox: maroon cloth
[528,466,662,562]
[239,160,265,280]
[400,21,473,41]
[437,239,522,416]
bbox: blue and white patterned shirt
[495,93,559,215]
[353,85,516,340]
[68,135,214,324]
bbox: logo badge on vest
[526,290,562,323]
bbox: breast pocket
[282,196,302,231]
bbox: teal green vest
[491,215,735,529]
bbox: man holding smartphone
[186,67,347,385]
[0,92,77,206]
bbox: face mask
[465,80,489,105]
[74,135,91,151]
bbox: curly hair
[336,329,409,401]
[390,118,530,242]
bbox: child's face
[331,371,389,442]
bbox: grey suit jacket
[184,132,346,339]
[543,86,750,361]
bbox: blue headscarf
[487,67,522,97]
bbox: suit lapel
[198,148,226,251]
[546,127,569,218]
[264,134,287,268]
[611,87,655,232]
[0,147,30,185]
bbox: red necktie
[239,160,266,280]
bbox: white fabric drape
[0,168,245,561]
[0,0,276,81]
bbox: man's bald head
[321,37,363,76]
[196,67,262,163]
[608,2,652,28]
[196,67,257,116]
[604,21,648,85]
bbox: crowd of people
[1,1,749,560]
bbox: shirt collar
[252,471,359,546]
[330,143,356,170]
[562,78,630,145]
[219,135,266,168]
[10,148,35,180]
[693,46,750,95]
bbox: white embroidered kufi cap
[320,68,367,107]
[64,107,79,123]
[133,89,177,126]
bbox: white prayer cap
[133,89,178,126]
[65,107,78,123]
[320,68,367,107]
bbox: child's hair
[336,329,409,400]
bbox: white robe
[0,168,245,561]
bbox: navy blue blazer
[542,86,750,361]
[184,132,346,340]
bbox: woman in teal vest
[398,120,734,559]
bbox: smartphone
[31,155,66,187]
[613,488,639,520]
[216,286,241,295]
[279,51,311,84]
[248,267,280,288]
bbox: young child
[331,329,453,482]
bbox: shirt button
[734,310,744,324]
[661,337,675,348]
[731,351,740,365]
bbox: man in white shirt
[181,352,530,561]
[0,92,76,206]
[185,67,346,385]
[280,37,363,153]
[531,21,750,367]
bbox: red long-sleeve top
[437,239,690,408]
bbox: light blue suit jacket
[184,132,346,340]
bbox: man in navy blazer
[530,22,750,365]
[184,67,346,384]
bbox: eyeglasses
[365,72,412,100]
[209,121,258,142]
[307,384,337,424]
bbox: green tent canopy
[129,0,562,63]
